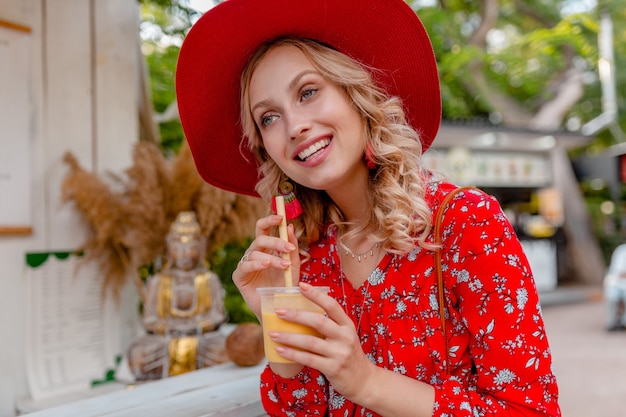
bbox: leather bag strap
[433,186,476,375]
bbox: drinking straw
[274,196,294,287]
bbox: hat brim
[176,0,441,197]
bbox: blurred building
[426,122,603,290]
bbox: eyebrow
[288,69,316,90]
[250,69,318,114]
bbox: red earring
[365,143,377,169]
[271,178,303,220]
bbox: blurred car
[604,244,626,331]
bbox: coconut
[225,322,265,366]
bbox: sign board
[424,147,552,188]
[24,252,120,401]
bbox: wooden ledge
[20,362,266,417]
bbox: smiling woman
[174,0,562,416]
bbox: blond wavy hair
[240,38,435,255]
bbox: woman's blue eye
[301,88,317,100]
[260,114,277,127]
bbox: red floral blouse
[260,182,561,416]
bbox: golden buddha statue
[127,211,229,380]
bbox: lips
[296,138,331,161]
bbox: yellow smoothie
[257,288,329,364]
[261,312,322,363]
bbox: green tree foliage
[415,1,618,135]
[579,178,626,264]
[210,239,258,324]
[144,45,184,153]
[140,0,625,151]
[139,0,201,153]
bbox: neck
[326,166,371,223]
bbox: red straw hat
[176,0,441,197]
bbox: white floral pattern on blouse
[260,182,561,416]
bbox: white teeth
[298,139,330,160]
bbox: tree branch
[462,0,533,126]
[462,67,534,126]
[468,0,499,47]
[533,45,575,109]
[138,48,161,143]
[513,0,556,28]
[530,68,584,130]
[154,100,180,124]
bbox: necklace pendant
[339,241,380,263]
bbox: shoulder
[427,182,512,248]
[426,181,498,217]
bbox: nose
[286,111,311,141]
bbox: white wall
[0,1,140,415]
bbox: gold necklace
[338,241,380,262]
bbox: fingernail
[299,282,311,290]
[285,243,296,251]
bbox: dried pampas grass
[170,143,205,216]
[61,141,266,302]
[122,142,173,269]
[61,153,135,301]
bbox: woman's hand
[232,214,300,319]
[268,282,376,401]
